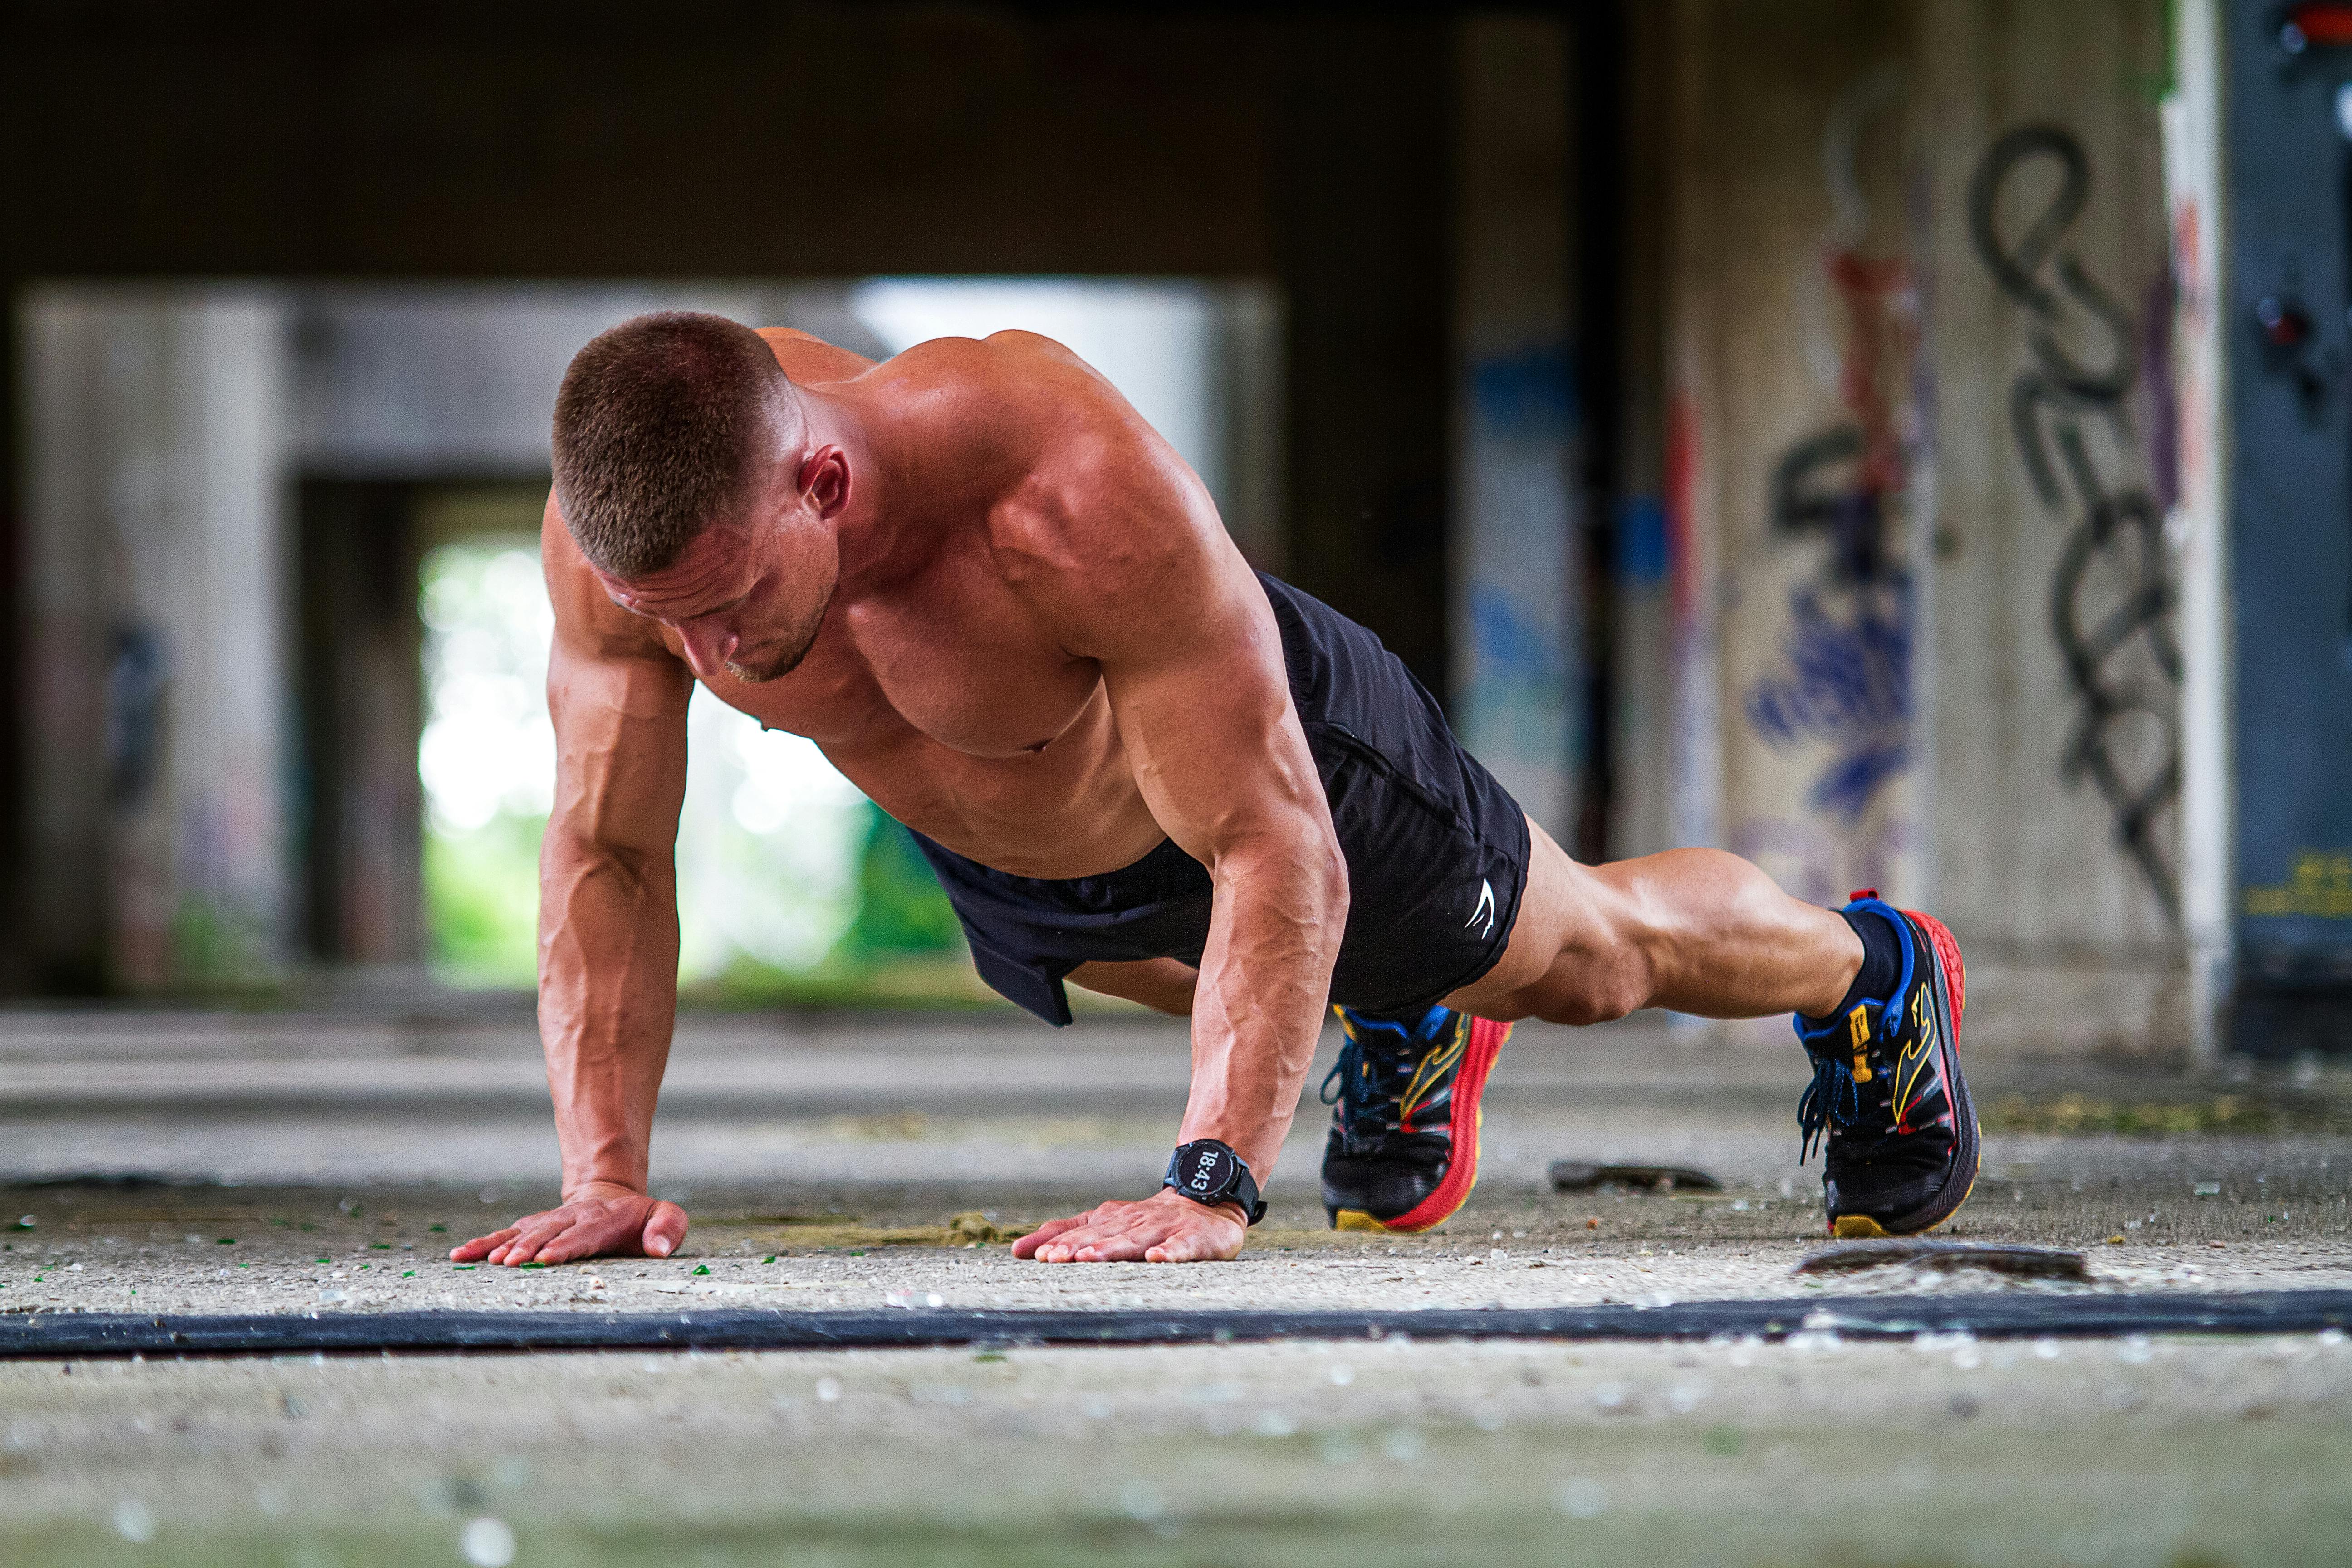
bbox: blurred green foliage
[681,805,988,1009]
[424,800,978,1004]
[841,806,963,961]
[425,811,545,988]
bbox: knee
[1528,945,1651,1027]
[1533,959,1646,1029]
[1534,976,1643,1027]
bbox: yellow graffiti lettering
[2243,852,2352,919]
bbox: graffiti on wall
[105,622,167,808]
[1744,67,1917,830]
[2244,851,2352,918]
[1968,125,2182,919]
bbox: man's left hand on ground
[1013,1188,1247,1263]
[449,1183,690,1267]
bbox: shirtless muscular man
[453,313,1976,1269]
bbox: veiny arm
[452,495,696,1266]
[1004,391,1348,1263]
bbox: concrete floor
[5,1008,2352,1564]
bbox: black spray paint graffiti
[1968,125,2182,919]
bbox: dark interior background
[0,2,1630,995]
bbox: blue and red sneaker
[1319,1004,1512,1233]
[1795,892,1980,1238]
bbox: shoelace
[1797,1052,1862,1165]
[1319,1009,1444,1139]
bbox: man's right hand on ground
[450,1181,690,1267]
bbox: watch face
[1175,1142,1238,1201]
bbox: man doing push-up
[454,312,1975,1269]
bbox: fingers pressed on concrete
[500,1223,573,1264]
[452,1226,521,1261]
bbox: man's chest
[712,573,1107,762]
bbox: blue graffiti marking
[1470,585,1563,684]
[1744,581,1913,824]
[1615,495,1668,587]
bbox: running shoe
[1795,891,1980,1238]
[1319,1004,1512,1232]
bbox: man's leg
[1066,958,1198,1017]
[1441,818,1863,1024]
[1445,817,1976,1239]
[1067,826,1867,1028]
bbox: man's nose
[678,620,738,673]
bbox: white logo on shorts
[1467,878,1497,940]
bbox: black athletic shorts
[908,573,1533,1026]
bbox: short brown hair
[551,311,801,578]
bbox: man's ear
[799,446,852,519]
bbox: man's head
[553,312,844,684]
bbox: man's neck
[794,384,901,580]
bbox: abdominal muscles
[818,699,1171,881]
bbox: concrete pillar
[22,288,295,990]
[1658,0,1926,924]
[1658,0,1734,877]
[295,480,426,970]
[1608,5,1677,864]
[20,298,113,991]
[2163,0,2232,1062]
[1913,0,2182,1053]
[1452,15,1581,840]
[1209,284,1288,578]
[1273,19,1453,700]
[1642,0,2182,1053]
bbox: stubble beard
[722,578,835,686]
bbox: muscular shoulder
[757,327,873,384]
[915,336,1225,640]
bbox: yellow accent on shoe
[1894,1028,1932,1121]
[1847,1004,1872,1083]
[1395,1019,1467,1126]
[1835,1148,1983,1240]
[1333,1209,1385,1233]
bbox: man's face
[594,466,839,686]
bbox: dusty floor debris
[1547,1161,1724,1191]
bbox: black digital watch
[1163,1139,1268,1225]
